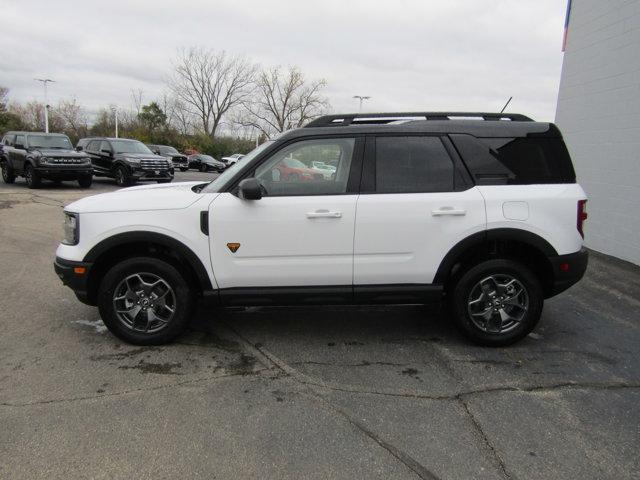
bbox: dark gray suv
[1,132,93,188]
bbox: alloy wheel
[467,274,529,334]
[112,272,176,333]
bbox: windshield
[158,146,179,154]
[199,155,215,162]
[202,141,274,193]
[111,140,153,154]
[27,134,72,150]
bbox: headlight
[39,156,50,164]
[62,212,79,245]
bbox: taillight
[577,200,588,238]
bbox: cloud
[1,0,567,121]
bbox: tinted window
[15,135,25,148]
[255,138,355,196]
[111,140,152,154]
[450,134,576,185]
[375,136,454,193]
[86,140,101,152]
[100,140,112,153]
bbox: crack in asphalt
[460,398,511,479]
[218,320,640,480]
[0,369,277,408]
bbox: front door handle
[306,210,342,219]
[431,207,466,216]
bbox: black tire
[98,257,195,345]
[24,164,41,189]
[180,167,188,172]
[157,179,172,184]
[78,175,93,188]
[199,163,207,172]
[1,160,16,184]
[449,259,543,347]
[114,166,131,187]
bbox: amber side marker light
[73,267,86,275]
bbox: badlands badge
[227,243,240,253]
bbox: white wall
[555,0,640,265]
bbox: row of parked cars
[0,131,245,189]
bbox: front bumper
[36,165,93,180]
[548,247,588,297]
[131,167,174,181]
[54,256,94,305]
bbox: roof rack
[304,112,533,128]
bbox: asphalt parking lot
[1,172,639,479]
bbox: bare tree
[130,88,144,116]
[238,65,329,138]
[161,93,194,136]
[168,47,256,139]
[56,98,88,141]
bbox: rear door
[353,135,485,295]
[209,136,363,301]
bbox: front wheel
[199,163,207,172]
[1,161,16,184]
[78,175,93,188]
[114,166,132,187]
[24,164,41,189]
[179,167,188,172]
[449,259,543,347]
[97,257,195,345]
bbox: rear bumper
[54,256,94,305]
[548,247,588,297]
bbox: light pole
[34,78,55,133]
[111,106,119,138]
[353,95,371,113]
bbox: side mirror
[238,178,262,200]
[101,149,112,156]
[76,146,83,151]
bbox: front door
[209,137,362,299]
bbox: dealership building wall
[555,0,640,265]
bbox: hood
[65,181,209,214]
[35,148,88,158]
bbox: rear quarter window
[450,134,576,185]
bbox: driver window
[254,138,355,196]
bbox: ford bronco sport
[54,112,588,347]
[1,132,93,188]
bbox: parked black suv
[77,137,174,186]
[147,144,189,172]
[1,132,93,188]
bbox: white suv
[54,112,588,347]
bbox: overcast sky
[1,0,567,122]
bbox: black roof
[283,112,558,139]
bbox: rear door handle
[306,210,342,219]
[431,207,466,216]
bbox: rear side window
[375,136,454,193]
[450,134,576,185]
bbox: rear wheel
[199,163,207,172]
[1,161,16,184]
[157,179,172,184]
[97,257,195,345]
[449,259,543,347]
[180,167,188,172]
[24,164,41,189]
[114,166,131,187]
